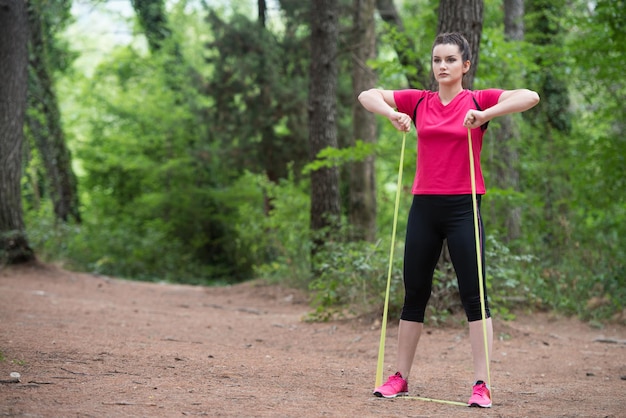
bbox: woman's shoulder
[395,88,435,96]
[469,88,504,98]
[394,89,437,103]
[468,88,504,107]
[394,89,435,112]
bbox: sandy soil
[0,262,624,417]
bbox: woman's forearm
[358,89,396,118]
[358,89,412,132]
[483,89,540,121]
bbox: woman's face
[432,43,470,86]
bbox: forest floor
[0,262,625,417]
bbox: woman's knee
[462,295,490,321]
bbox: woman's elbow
[358,89,375,104]
[528,89,540,107]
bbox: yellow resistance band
[375,132,407,388]
[467,128,492,391]
[404,396,468,407]
[374,129,491,406]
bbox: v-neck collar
[437,89,466,107]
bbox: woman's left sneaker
[373,372,408,398]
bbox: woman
[358,32,539,408]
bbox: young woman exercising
[358,32,539,407]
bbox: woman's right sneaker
[468,380,492,407]
[373,372,408,398]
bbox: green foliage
[484,237,537,320]
[24,203,75,263]
[26,0,622,324]
[237,170,313,288]
[307,236,404,322]
[0,350,25,366]
[368,0,436,90]
[304,231,539,323]
[416,236,539,324]
[302,141,377,174]
[27,202,205,283]
[529,264,626,322]
[510,0,626,321]
[31,0,76,74]
[42,33,258,283]
[204,9,310,181]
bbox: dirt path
[1,262,624,417]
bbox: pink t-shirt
[394,89,503,195]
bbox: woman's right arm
[358,88,412,132]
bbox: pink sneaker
[468,381,492,407]
[373,372,408,398]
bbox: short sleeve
[393,90,427,116]
[473,89,504,110]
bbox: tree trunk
[349,0,377,242]
[258,0,266,28]
[309,0,341,247]
[375,0,428,89]
[433,0,484,300]
[130,0,172,54]
[490,115,522,240]
[504,0,524,41]
[26,1,81,223]
[0,0,35,264]
[436,0,484,89]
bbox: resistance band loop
[374,130,490,407]
[404,396,467,407]
[375,131,407,388]
[467,128,491,389]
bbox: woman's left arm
[464,89,540,129]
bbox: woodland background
[0,0,624,324]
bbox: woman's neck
[437,85,464,105]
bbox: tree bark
[130,0,172,54]
[504,0,524,41]
[349,0,377,242]
[0,0,35,263]
[375,0,428,89]
[309,0,341,246]
[433,0,484,299]
[490,115,522,240]
[26,0,81,223]
[258,0,266,27]
[436,0,484,89]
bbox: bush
[25,203,215,284]
[305,233,537,323]
[307,236,403,321]
[247,171,312,288]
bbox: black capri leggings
[401,194,490,323]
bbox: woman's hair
[432,32,471,62]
